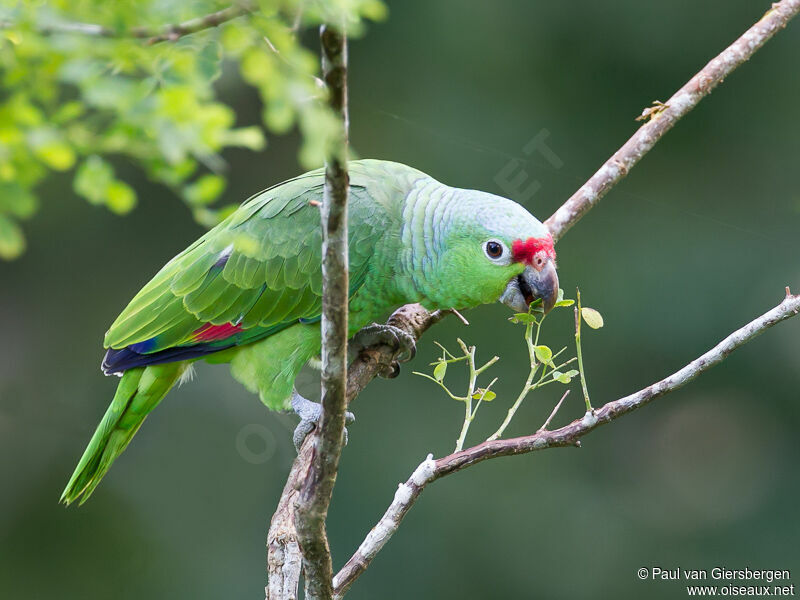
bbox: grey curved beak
[500,260,559,314]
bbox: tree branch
[265,441,311,600]
[292,25,350,600]
[333,288,800,596]
[268,1,800,597]
[266,305,447,600]
[140,3,255,45]
[0,2,254,45]
[328,1,800,593]
[544,0,800,242]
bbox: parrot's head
[418,188,559,314]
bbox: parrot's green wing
[102,171,388,373]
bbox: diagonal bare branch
[333,289,800,596]
[544,0,800,242]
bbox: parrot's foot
[290,391,355,451]
[350,323,416,378]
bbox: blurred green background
[2,1,799,598]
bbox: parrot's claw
[351,323,416,362]
[381,362,401,379]
[350,323,416,379]
[290,392,355,451]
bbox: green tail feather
[61,362,185,505]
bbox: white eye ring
[483,239,508,263]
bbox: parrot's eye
[483,240,505,260]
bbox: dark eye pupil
[487,242,502,258]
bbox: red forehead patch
[511,234,556,264]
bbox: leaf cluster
[416,290,604,450]
[0,0,386,258]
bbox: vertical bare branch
[266,305,444,600]
[545,0,800,242]
[293,25,350,600]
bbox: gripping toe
[290,391,354,450]
[351,324,416,363]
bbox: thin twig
[142,3,254,45]
[544,0,800,242]
[487,316,541,441]
[333,289,800,596]
[0,2,254,45]
[574,289,593,412]
[293,25,349,600]
[539,389,570,432]
[448,309,470,326]
[454,342,477,452]
[417,339,499,451]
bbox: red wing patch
[190,322,244,343]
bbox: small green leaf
[511,312,538,324]
[433,361,447,382]
[83,77,138,110]
[30,132,75,171]
[240,47,276,86]
[147,158,197,186]
[552,369,578,384]
[473,388,496,402]
[534,345,553,364]
[52,101,85,124]
[106,181,137,214]
[74,156,135,214]
[74,156,114,205]
[554,299,575,308]
[360,0,389,20]
[222,126,266,151]
[183,174,226,206]
[196,40,222,83]
[581,307,604,329]
[221,25,253,53]
[0,215,25,259]
[0,183,38,220]
[216,203,240,222]
[193,207,226,228]
[264,100,295,134]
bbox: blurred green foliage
[0,0,385,258]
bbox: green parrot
[61,159,559,505]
